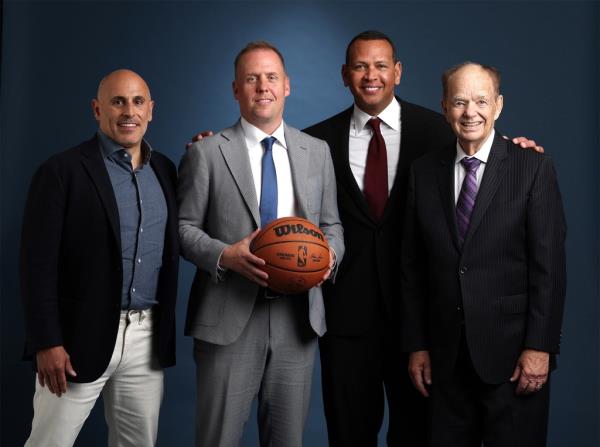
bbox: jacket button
[459,266,467,275]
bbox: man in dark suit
[303,30,455,446]
[20,69,179,446]
[402,62,566,446]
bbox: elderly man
[401,62,566,446]
[20,69,179,446]
[178,41,344,447]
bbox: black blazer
[304,99,454,335]
[20,137,179,383]
[401,133,566,384]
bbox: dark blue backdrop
[1,1,598,446]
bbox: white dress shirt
[240,117,296,219]
[454,129,495,204]
[348,98,401,194]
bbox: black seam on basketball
[263,262,329,274]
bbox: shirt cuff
[216,249,228,282]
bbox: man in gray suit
[178,41,344,447]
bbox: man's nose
[123,101,135,117]
[464,102,477,116]
[256,76,269,92]
[364,66,377,80]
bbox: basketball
[251,217,331,294]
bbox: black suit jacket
[304,98,454,335]
[401,133,566,384]
[20,136,179,383]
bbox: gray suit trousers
[193,295,317,447]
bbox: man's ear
[148,100,154,122]
[394,61,402,86]
[341,65,350,87]
[91,99,100,121]
[494,95,504,121]
[232,80,239,100]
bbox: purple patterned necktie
[456,157,482,244]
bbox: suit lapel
[462,133,508,248]
[383,99,421,223]
[219,122,261,227]
[150,154,176,257]
[80,137,121,251]
[437,145,461,251]
[284,125,310,219]
[333,107,375,224]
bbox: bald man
[20,69,179,446]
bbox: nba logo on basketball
[297,245,307,267]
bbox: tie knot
[368,117,382,134]
[261,136,276,152]
[461,157,481,172]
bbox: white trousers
[25,309,164,447]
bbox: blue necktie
[259,137,278,227]
[456,157,482,244]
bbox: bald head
[92,69,154,150]
[96,69,151,101]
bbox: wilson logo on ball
[273,223,325,241]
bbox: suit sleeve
[318,140,344,281]
[400,165,429,352]
[178,142,227,283]
[20,160,66,355]
[525,157,567,353]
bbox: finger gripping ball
[251,217,330,294]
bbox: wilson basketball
[251,217,330,294]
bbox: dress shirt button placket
[130,170,144,307]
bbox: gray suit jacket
[178,120,344,345]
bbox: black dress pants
[319,322,427,447]
[429,335,550,447]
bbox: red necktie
[363,117,388,221]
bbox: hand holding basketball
[250,217,331,294]
[220,229,268,287]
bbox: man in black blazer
[20,69,179,446]
[402,62,566,446]
[303,30,455,446]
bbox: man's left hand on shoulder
[510,348,550,395]
[506,136,544,153]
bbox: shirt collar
[455,129,495,165]
[97,129,152,164]
[352,97,401,133]
[240,117,287,149]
